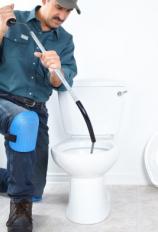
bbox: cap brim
[75,4,81,14]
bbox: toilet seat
[144,132,158,186]
[52,137,118,177]
[53,137,115,153]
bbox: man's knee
[6,111,39,152]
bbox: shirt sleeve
[52,34,77,91]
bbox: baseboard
[47,172,70,183]
[105,173,148,185]
[47,172,149,185]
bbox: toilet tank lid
[72,79,127,87]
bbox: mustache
[52,16,64,23]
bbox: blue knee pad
[8,111,39,152]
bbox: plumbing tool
[7,18,96,154]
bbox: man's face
[41,0,73,29]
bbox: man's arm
[0,4,15,44]
[0,32,4,45]
[34,35,77,89]
[49,69,64,87]
[34,50,62,87]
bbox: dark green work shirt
[0,6,77,102]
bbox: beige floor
[0,183,158,232]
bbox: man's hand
[34,50,62,87]
[0,4,15,36]
[34,50,61,72]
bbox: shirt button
[14,38,17,42]
[33,62,36,65]
[29,92,32,96]
[31,76,34,79]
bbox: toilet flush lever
[117,90,128,96]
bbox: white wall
[1,0,158,184]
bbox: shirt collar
[26,6,59,40]
[26,5,39,22]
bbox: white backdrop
[1,0,158,184]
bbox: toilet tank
[58,79,127,138]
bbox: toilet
[144,132,158,186]
[51,79,127,224]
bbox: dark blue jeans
[0,97,49,200]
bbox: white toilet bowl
[52,138,118,224]
[51,79,127,224]
[144,132,158,186]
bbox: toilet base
[66,176,110,224]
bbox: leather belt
[11,95,43,108]
[0,91,45,109]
